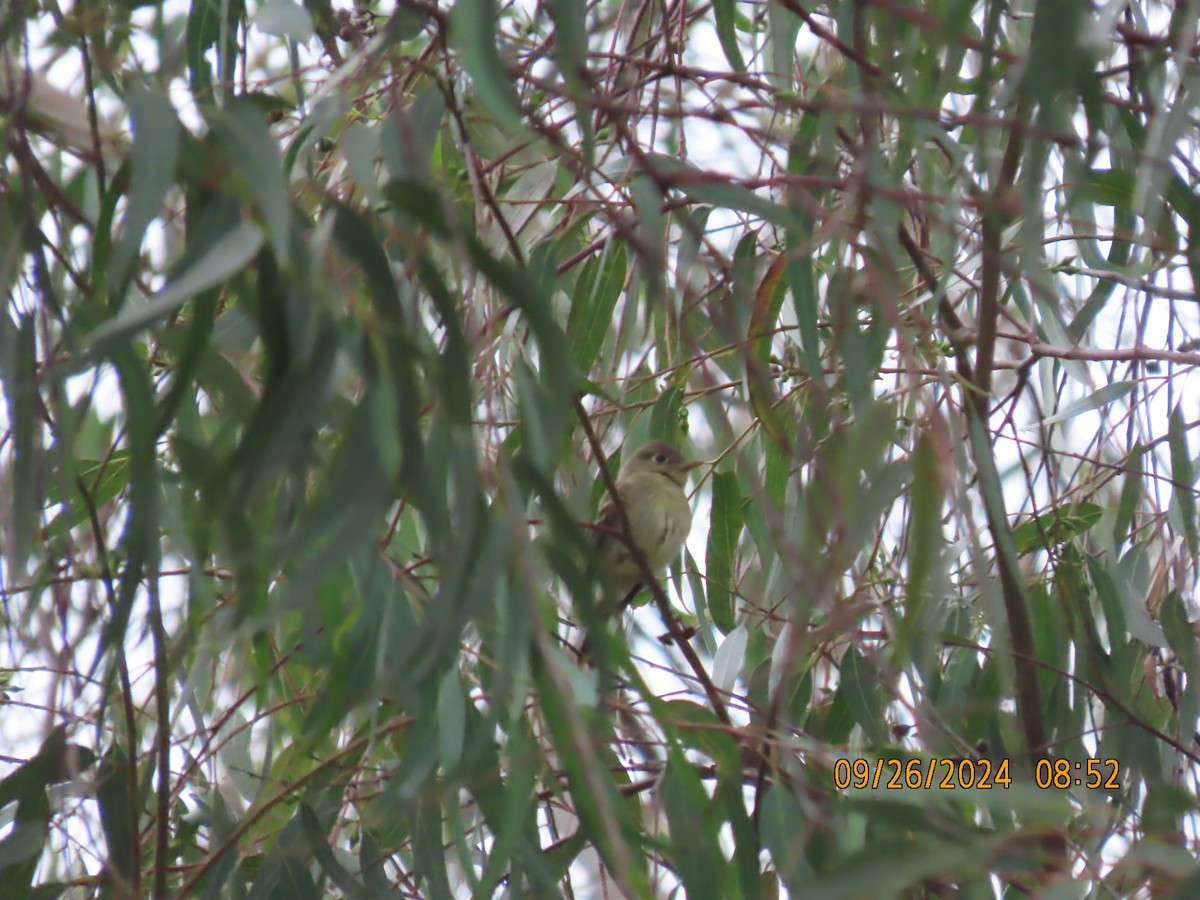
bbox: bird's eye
[654,453,667,464]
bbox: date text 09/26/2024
[834,757,1120,791]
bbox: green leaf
[1011,502,1102,553]
[186,0,244,102]
[1087,167,1136,209]
[643,154,795,227]
[87,220,264,354]
[97,345,161,666]
[712,625,748,693]
[95,749,138,890]
[749,251,787,363]
[761,786,815,894]
[110,88,180,292]
[1169,405,1198,558]
[0,727,96,893]
[764,434,790,511]
[532,657,651,895]
[300,804,370,898]
[250,808,320,898]
[1114,443,1144,549]
[904,429,944,647]
[566,243,627,373]
[662,755,729,899]
[210,101,290,265]
[804,837,997,900]
[712,0,746,73]
[548,0,589,90]
[438,668,467,771]
[450,0,522,131]
[1040,381,1135,427]
[648,381,686,443]
[786,234,822,382]
[839,648,886,744]
[331,204,402,321]
[382,85,446,183]
[765,0,800,91]
[706,470,744,634]
[386,178,452,237]
[1,314,38,571]
[412,801,453,899]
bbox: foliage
[2,0,1200,896]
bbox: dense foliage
[3,0,1200,896]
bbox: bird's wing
[594,487,628,553]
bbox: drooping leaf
[706,470,744,634]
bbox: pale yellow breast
[605,471,692,588]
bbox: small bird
[594,440,700,608]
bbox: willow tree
[3,0,1199,896]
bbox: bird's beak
[681,460,704,472]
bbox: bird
[594,440,700,609]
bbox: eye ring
[654,453,668,464]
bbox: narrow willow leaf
[785,240,821,381]
[749,251,787,361]
[904,429,943,645]
[566,242,627,372]
[1031,290,1090,386]
[0,728,96,891]
[761,787,814,895]
[250,811,320,897]
[648,382,685,443]
[839,648,886,744]
[95,750,137,889]
[706,470,744,634]
[712,625,748,692]
[1012,502,1102,553]
[341,122,383,201]
[412,802,453,899]
[2,314,38,571]
[464,236,575,403]
[1114,443,1144,549]
[643,153,794,227]
[1169,405,1198,558]
[88,220,264,354]
[1038,381,1135,428]
[42,454,129,542]
[111,88,180,292]
[438,668,467,771]
[1162,592,1199,733]
[712,0,746,73]
[764,433,790,511]
[97,346,160,666]
[765,0,800,91]
[802,840,997,900]
[662,755,729,899]
[412,254,468,422]
[331,204,401,321]
[1088,167,1136,208]
[382,85,446,183]
[155,290,218,438]
[300,805,368,898]
[532,657,651,896]
[211,101,290,264]
[676,206,712,300]
[1112,547,1167,648]
[450,0,522,131]
[502,159,558,237]
[658,705,760,895]
[548,0,588,90]
[386,178,452,236]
